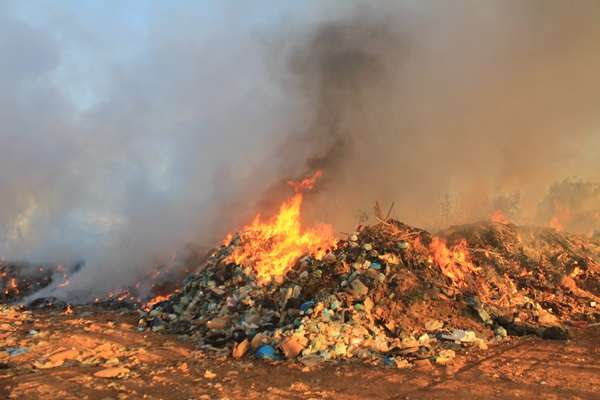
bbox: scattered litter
[6,347,28,357]
[255,344,280,361]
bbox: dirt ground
[1,305,599,400]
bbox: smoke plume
[1,1,599,300]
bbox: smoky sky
[281,1,600,229]
[1,1,599,299]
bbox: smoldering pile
[2,254,195,312]
[0,262,82,303]
[139,219,600,367]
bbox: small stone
[207,316,229,330]
[394,358,411,369]
[418,333,431,346]
[34,359,64,369]
[435,349,456,365]
[541,326,569,340]
[204,369,217,379]
[494,326,508,338]
[414,359,432,371]
[94,367,130,379]
[537,309,560,327]
[103,357,120,367]
[334,342,347,357]
[363,297,374,313]
[475,338,488,350]
[349,278,369,298]
[425,320,443,331]
[49,349,80,364]
[441,329,477,343]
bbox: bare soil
[1,306,600,399]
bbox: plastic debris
[7,347,28,357]
[255,344,280,361]
[232,339,250,359]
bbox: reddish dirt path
[1,306,599,399]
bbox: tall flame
[490,209,509,224]
[429,237,479,285]
[226,170,334,282]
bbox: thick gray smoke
[1,1,599,300]
[281,1,600,231]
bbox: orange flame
[144,294,170,311]
[549,216,563,231]
[548,202,571,232]
[226,170,333,282]
[490,210,509,224]
[5,277,19,295]
[429,237,478,284]
[287,170,323,193]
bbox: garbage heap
[139,220,600,366]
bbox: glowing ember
[4,277,19,295]
[226,170,334,282]
[490,210,509,224]
[429,237,479,284]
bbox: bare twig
[385,202,395,220]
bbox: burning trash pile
[138,174,600,367]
